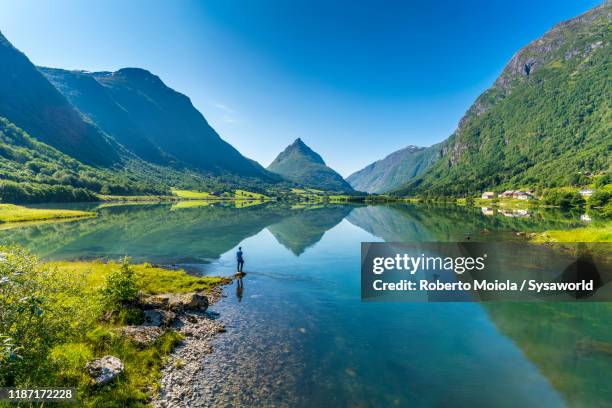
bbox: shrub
[101,258,138,308]
[0,246,94,385]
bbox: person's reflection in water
[236,275,244,302]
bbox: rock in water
[86,355,124,385]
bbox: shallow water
[2,203,611,407]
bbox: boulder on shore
[140,292,209,312]
[143,309,177,327]
[86,355,124,385]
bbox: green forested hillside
[347,144,440,193]
[0,117,168,202]
[267,138,354,193]
[0,117,282,203]
[394,2,611,197]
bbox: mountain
[39,67,275,179]
[0,31,121,166]
[393,2,611,196]
[267,205,352,255]
[347,144,440,193]
[267,138,354,192]
[0,30,287,203]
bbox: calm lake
[2,202,611,407]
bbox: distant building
[481,192,495,199]
[581,214,592,222]
[579,189,595,197]
[500,190,515,198]
[513,191,535,200]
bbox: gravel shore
[153,286,227,407]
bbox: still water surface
[2,203,610,407]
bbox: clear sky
[0,0,601,176]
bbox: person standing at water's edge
[236,246,244,272]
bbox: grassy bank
[98,194,178,202]
[171,189,218,200]
[0,248,229,407]
[0,203,94,223]
[530,222,612,242]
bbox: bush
[101,258,138,308]
[0,246,97,385]
[542,189,585,209]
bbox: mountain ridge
[40,66,277,179]
[347,144,440,193]
[0,31,122,167]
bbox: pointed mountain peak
[282,138,325,165]
[267,139,354,193]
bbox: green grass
[171,189,217,199]
[234,189,270,200]
[1,252,229,407]
[530,222,612,242]
[98,195,177,202]
[0,203,94,223]
[49,261,231,295]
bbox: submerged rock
[86,355,124,385]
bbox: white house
[481,192,495,199]
[579,189,595,197]
[513,191,535,200]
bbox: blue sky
[0,0,601,176]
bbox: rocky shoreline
[153,286,229,407]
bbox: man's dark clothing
[237,250,244,272]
